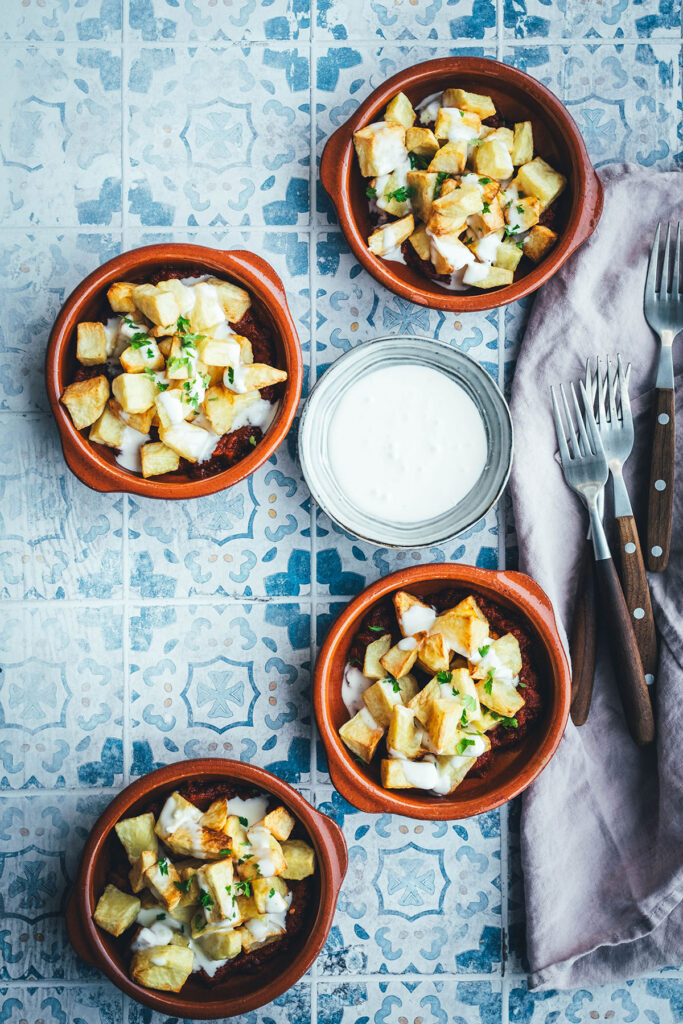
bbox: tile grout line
[0,34,681,47]
[0,593,318,609]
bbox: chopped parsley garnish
[242,853,254,861]
[144,368,169,391]
[490,711,519,728]
[173,878,193,893]
[249,434,257,446]
[227,366,235,384]
[482,202,491,214]
[177,315,191,333]
[234,880,251,897]
[518,679,527,688]
[483,670,495,695]
[368,624,385,632]
[478,644,490,657]
[128,330,152,350]
[436,670,453,684]
[504,226,516,239]
[238,816,249,827]
[478,177,493,185]
[458,109,465,118]
[158,858,169,876]
[269,888,275,898]
[456,737,476,755]
[194,914,207,932]
[366,185,377,199]
[156,912,166,920]
[516,241,524,250]
[386,185,416,203]
[219,848,233,858]
[391,678,401,694]
[460,709,469,726]
[168,355,194,375]
[517,203,524,214]
[451,687,460,697]
[409,152,430,170]
[433,171,450,200]
[199,890,214,909]
[462,694,478,712]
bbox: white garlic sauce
[342,664,374,716]
[115,426,150,473]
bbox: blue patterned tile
[318,980,503,1023]
[0,232,123,412]
[0,607,124,790]
[128,0,310,41]
[508,976,683,1023]
[316,0,496,42]
[0,0,122,42]
[1,46,122,226]
[127,45,310,228]
[0,793,113,979]
[128,602,312,783]
[315,788,502,975]
[125,980,311,1023]
[0,416,123,602]
[503,0,682,41]
[0,984,122,1021]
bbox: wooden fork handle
[615,515,658,678]
[646,388,675,572]
[570,538,598,726]
[595,557,655,746]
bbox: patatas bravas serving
[60,275,287,479]
[352,86,566,291]
[339,589,541,793]
[92,789,316,993]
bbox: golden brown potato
[140,442,180,479]
[130,945,194,993]
[132,284,181,327]
[465,265,514,290]
[368,215,414,257]
[196,927,242,962]
[517,157,566,208]
[144,858,182,911]
[380,640,419,680]
[258,806,296,842]
[77,322,109,365]
[111,373,156,415]
[129,850,157,894]
[107,281,139,314]
[339,708,384,763]
[363,675,419,729]
[473,139,514,180]
[522,224,558,263]
[363,633,392,679]
[205,277,252,323]
[115,812,159,863]
[427,141,468,174]
[93,884,140,937]
[385,91,416,129]
[387,704,425,759]
[511,121,533,165]
[408,225,431,261]
[61,375,110,430]
[196,859,236,922]
[441,88,496,118]
[405,126,439,157]
[242,364,288,390]
[353,122,407,178]
[90,405,125,449]
[406,170,439,222]
[281,839,316,880]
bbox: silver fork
[551,381,655,746]
[643,222,682,572]
[590,356,657,679]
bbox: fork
[590,356,657,679]
[644,222,682,572]
[551,381,655,746]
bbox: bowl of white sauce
[298,336,513,547]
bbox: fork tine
[550,386,572,467]
[595,356,605,425]
[674,223,681,298]
[607,356,618,424]
[570,382,593,455]
[617,354,633,431]
[646,222,661,299]
[560,383,581,458]
[660,222,672,293]
[579,380,604,457]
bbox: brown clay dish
[45,244,303,498]
[320,56,603,312]
[314,563,571,820]
[66,759,347,1019]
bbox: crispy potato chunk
[387,704,424,759]
[428,233,474,276]
[406,170,439,222]
[203,387,259,436]
[474,139,514,180]
[471,634,522,680]
[252,875,289,914]
[61,376,109,430]
[115,812,159,863]
[476,675,525,718]
[406,126,439,157]
[238,827,287,881]
[144,858,182,911]
[339,708,384,764]
[407,676,443,727]
[111,373,156,415]
[511,121,533,165]
[133,284,181,327]
[517,157,566,209]
[196,928,242,962]
[77,322,108,366]
[242,364,287,390]
[418,632,450,674]
[363,675,418,729]
[140,441,180,479]
[428,141,468,174]
[434,108,481,141]
[368,215,414,257]
[223,815,250,860]
[204,277,252,323]
[131,945,194,993]
[495,240,523,272]
[363,634,392,679]
[442,88,496,118]
[93,884,140,937]
[107,281,139,314]
[385,91,416,129]
[380,759,435,790]
[523,224,558,263]
[380,640,419,680]
[129,850,157,894]
[119,339,164,374]
[432,597,489,658]
[426,698,464,754]
[196,859,236,922]
[394,591,436,636]
[258,806,296,842]
[505,195,541,233]
[199,799,229,833]
[464,265,514,290]
[482,126,514,155]
[353,121,407,177]
[468,196,505,238]
[281,839,316,880]
[90,405,125,449]
[408,225,431,261]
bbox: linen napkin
[509,163,683,990]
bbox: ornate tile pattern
[0,1,681,1021]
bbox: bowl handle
[320,125,348,214]
[310,807,349,891]
[66,888,97,967]
[567,168,604,256]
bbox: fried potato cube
[339,708,384,764]
[107,281,139,315]
[393,591,436,636]
[353,121,407,177]
[428,233,474,276]
[522,224,558,263]
[131,944,194,993]
[236,894,259,920]
[505,195,541,234]
[93,885,141,937]
[251,876,289,915]
[407,676,443,727]
[90,405,125,449]
[61,375,109,430]
[196,927,242,962]
[433,598,489,658]
[281,839,316,881]
[483,126,514,155]
[387,704,424,759]
[431,752,480,793]
[132,284,181,327]
[199,799,228,833]
[140,441,180,479]
[380,759,428,790]
[380,641,419,680]
[203,386,259,436]
[175,864,201,906]
[442,88,496,119]
[165,335,194,380]
[108,397,155,435]
[434,107,481,141]
[368,215,414,257]
[196,859,235,922]
[238,922,283,954]
[407,170,440,222]
[257,806,296,842]
[517,157,566,209]
[427,698,464,754]
[238,828,287,881]
[363,634,392,679]
[156,278,195,315]
[76,322,108,366]
[476,676,525,718]
[408,225,431,261]
[495,240,523,272]
[158,422,214,463]
[473,139,514,180]
[111,373,156,414]
[406,126,439,157]
[472,633,522,680]
[223,815,250,860]
[374,170,413,218]
[157,336,173,358]
[243,364,287,390]
[189,282,225,331]
[428,141,468,174]
[204,278,252,324]
[145,859,182,911]
[464,265,514,290]
[119,339,164,374]
[155,791,201,838]
[115,812,159,863]
[385,91,416,129]
[430,185,484,232]
[418,632,450,674]
[468,195,505,238]
[165,825,232,861]
[511,121,533,165]
[129,850,158,894]
[363,676,417,729]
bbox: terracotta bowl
[45,244,303,498]
[314,564,571,820]
[66,759,348,1019]
[320,56,603,312]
